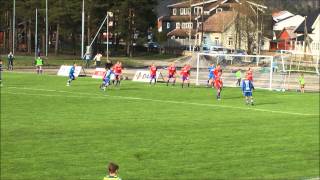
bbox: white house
[273,14,305,31]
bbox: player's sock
[181,83,184,88]
[187,83,190,87]
[173,80,176,86]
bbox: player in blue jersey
[207,64,215,87]
[100,66,114,91]
[67,64,76,86]
[241,77,254,105]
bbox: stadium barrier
[57,65,83,77]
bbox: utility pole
[46,0,48,57]
[13,0,15,54]
[81,0,85,58]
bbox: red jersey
[246,70,253,81]
[214,78,223,89]
[180,67,189,77]
[185,65,191,75]
[168,66,176,75]
[150,65,157,75]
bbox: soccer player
[242,77,254,105]
[113,61,123,86]
[149,63,157,85]
[298,73,305,93]
[7,52,14,71]
[100,66,113,91]
[180,65,190,88]
[166,63,177,86]
[0,59,3,87]
[207,64,215,87]
[67,64,76,86]
[35,56,44,74]
[214,64,222,79]
[235,69,242,86]
[214,75,223,100]
[103,162,122,180]
[246,67,253,82]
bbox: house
[158,0,258,52]
[294,11,320,54]
[202,11,245,50]
[275,27,297,50]
[273,14,304,31]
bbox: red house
[270,27,297,50]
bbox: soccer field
[1,72,319,180]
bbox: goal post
[196,53,275,90]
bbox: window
[182,22,193,29]
[173,8,177,15]
[194,7,203,15]
[216,8,223,13]
[186,8,191,15]
[180,8,189,15]
[228,37,233,46]
[176,22,180,29]
[214,37,220,46]
[167,22,170,29]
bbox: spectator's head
[108,162,119,175]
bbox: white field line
[4,86,319,117]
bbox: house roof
[167,28,197,37]
[278,27,297,40]
[273,15,304,31]
[272,11,294,22]
[295,11,320,34]
[202,11,237,32]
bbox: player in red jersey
[149,63,157,85]
[246,67,253,81]
[214,75,223,100]
[213,64,222,79]
[113,61,123,86]
[166,63,177,86]
[180,65,190,88]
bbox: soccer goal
[195,53,276,90]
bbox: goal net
[195,53,276,90]
[194,52,320,91]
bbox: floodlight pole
[46,0,48,57]
[107,14,109,62]
[13,0,15,54]
[35,8,38,60]
[81,0,85,58]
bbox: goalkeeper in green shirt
[235,69,242,86]
[35,56,44,74]
[298,73,305,93]
[103,162,122,180]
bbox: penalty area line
[4,86,319,117]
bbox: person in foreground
[242,77,254,105]
[67,64,76,86]
[103,162,122,180]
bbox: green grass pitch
[1,72,319,180]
